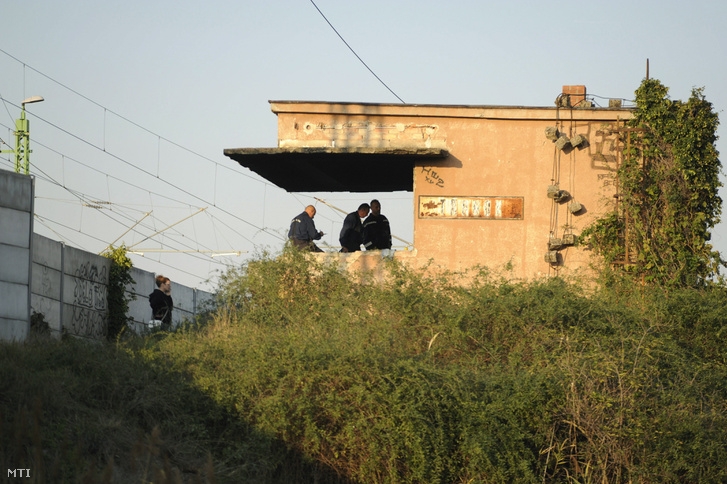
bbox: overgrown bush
[150,254,727,483]
[102,245,135,340]
[3,252,726,482]
[581,78,724,287]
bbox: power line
[1,116,273,263]
[0,47,277,187]
[309,0,405,103]
[1,48,399,284]
[29,164,235,266]
[34,214,214,285]
[0,109,284,246]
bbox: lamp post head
[21,96,44,106]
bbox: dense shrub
[3,253,726,482]
[155,254,727,483]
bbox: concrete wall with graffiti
[31,235,110,339]
[31,233,215,339]
[0,170,34,341]
[1,167,216,342]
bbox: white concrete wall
[0,169,33,341]
[31,234,63,334]
[29,234,215,339]
[31,234,112,340]
[1,168,215,341]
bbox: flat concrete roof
[223,147,449,192]
[225,100,632,193]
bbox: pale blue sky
[1,1,726,288]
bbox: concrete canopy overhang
[223,146,449,192]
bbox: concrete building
[225,86,633,281]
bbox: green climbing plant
[102,245,136,339]
[582,78,723,287]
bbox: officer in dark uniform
[363,199,392,250]
[339,203,370,252]
[288,205,324,252]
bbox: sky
[1,0,726,290]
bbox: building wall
[0,169,33,341]
[410,109,627,280]
[271,101,631,281]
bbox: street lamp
[1,96,44,175]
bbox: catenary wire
[29,164,234,266]
[308,0,405,103]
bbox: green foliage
[583,78,723,287]
[152,255,727,483]
[101,245,135,340]
[4,254,727,482]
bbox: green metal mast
[1,96,43,175]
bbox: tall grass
[2,250,726,482]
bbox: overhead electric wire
[34,214,211,284]
[2,48,400,285]
[23,109,284,240]
[0,48,275,187]
[309,0,405,103]
[0,112,280,252]
[29,164,234,266]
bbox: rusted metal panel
[418,196,524,220]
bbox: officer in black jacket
[363,199,392,250]
[288,205,324,252]
[339,203,370,252]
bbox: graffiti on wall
[69,306,106,339]
[597,173,617,188]
[73,262,107,311]
[421,167,445,188]
[69,261,108,338]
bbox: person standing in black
[288,205,325,252]
[149,275,174,331]
[339,203,370,252]
[363,199,392,251]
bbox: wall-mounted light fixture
[544,251,559,263]
[568,201,583,214]
[555,135,571,151]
